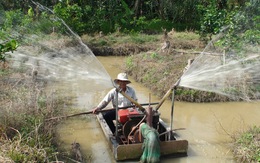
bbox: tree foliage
[53,3,86,35]
[216,0,260,52]
[0,0,199,34]
[0,40,18,62]
[197,0,228,41]
[0,0,254,39]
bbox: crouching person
[139,123,160,163]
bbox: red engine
[118,108,141,124]
[117,108,160,144]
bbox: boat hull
[96,113,188,161]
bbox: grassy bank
[83,32,231,102]
[232,126,260,162]
[0,67,70,162]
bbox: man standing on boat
[92,72,138,134]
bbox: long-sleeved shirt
[97,86,137,109]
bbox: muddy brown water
[56,56,260,163]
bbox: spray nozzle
[173,78,181,90]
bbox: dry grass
[0,67,69,162]
[0,127,49,162]
[83,32,230,102]
[231,126,260,162]
[82,31,205,57]
[124,47,230,102]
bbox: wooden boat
[96,107,188,161]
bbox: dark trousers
[103,110,116,134]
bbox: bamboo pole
[45,102,159,121]
[155,78,181,111]
[116,88,146,112]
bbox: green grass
[232,126,260,162]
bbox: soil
[87,34,204,56]
[83,33,231,102]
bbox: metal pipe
[147,106,153,127]
[146,93,153,127]
[115,89,119,137]
[170,87,175,138]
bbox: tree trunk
[134,0,141,17]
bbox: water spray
[3,1,113,92]
[155,78,181,111]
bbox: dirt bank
[83,32,231,102]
